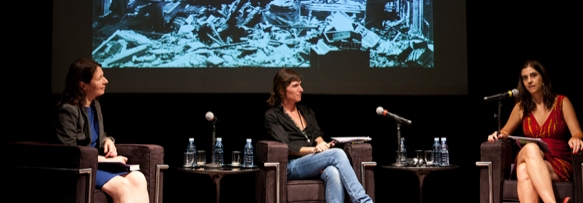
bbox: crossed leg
[515,143,559,203]
[102,171,149,203]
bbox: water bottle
[214,137,224,165]
[399,137,407,163]
[432,137,441,166]
[440,137,449,166]
[243,138,254,167]
[184,138,196,167]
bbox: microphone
[484,89,519,102]
[376,106,412,125]
[205,111,218,123]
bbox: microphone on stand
[205,111,218,123]
[205,111,221,168]
[376,106,412,125]
[484,89,519,102]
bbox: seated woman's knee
[327,148,347,158]
[103,176,132,195]
[126,171,147,187]
[520,143,543,158]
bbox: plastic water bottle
[440,137,449,166]
[243,138,254,167]
[432,137,441,166]
[399,137,407,163]
[184,138,196,167]
[214,137,224,165]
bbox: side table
[381,165,459,203]
[178,165,258,203]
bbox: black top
[265,103,323,153]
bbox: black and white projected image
[92,0,433,68]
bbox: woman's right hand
[313,141,330,153]
[487,131,507,142]
[98,155,128,163]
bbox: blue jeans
[287,148,373,203]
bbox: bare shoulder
[561,95,575,110]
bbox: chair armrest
[256,140,289,203]
[477,140,513,203]
[342,143,375,202]
[116,144,167,203]
[256,140,289,164]
[4,141,98,203]
[572,151,583,203]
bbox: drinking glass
[424,150,434,166]
[395,150,406,165]
[184,152,195,167]
[196,150,206,166]
[415,150,425,166]
[231,151,242,166]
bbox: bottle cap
[189,138,194,141]
[216,137,222,141]
[246,138,251,142]
[441,137,446,141]
[434,137,439,141]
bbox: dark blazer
[54,100,109,152]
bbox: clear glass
[415,150,425,166]
[196,150,206,166]
[424,150,434,166]
[184,152,195,167]
[231,151,241,166]
[395,150,406,165]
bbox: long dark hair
[60,58,102,107]
[266,68,302,107]
[516,60,556,116]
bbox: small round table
[381,164,459,203]
[178,165,258,203]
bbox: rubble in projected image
[92,0,433,68]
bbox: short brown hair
[266,68,302,107]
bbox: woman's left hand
[568,137,583,154]
[103,138,117,158]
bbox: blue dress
[86,107,129,189]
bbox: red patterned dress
[522,95,573,181]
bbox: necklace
[297,109,305,130]
[285,107,310,144]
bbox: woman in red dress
[488,60,583,203]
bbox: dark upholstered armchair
[4,141,169,203]
[476,139,583,203]
[255,140,376,203]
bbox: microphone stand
[497,98,502,135]
[205,120,221,168]
[392,121,406,166]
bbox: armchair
[255,140,376,203]
[476,139,583,203]
[4,141,169,203]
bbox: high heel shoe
[563,197,573,203]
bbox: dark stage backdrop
[8,1,582,203]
